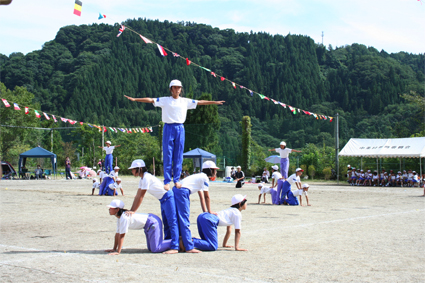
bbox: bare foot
[164,183,170,191]
[186,249,202,253]
[175,182,182,189]
[163,249,179,254]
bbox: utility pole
[51,129,53,152]
[321,31,324,45]
[335,113,339,184]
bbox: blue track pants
[173,186,194,250]
[193,212,219,251]
[279,181,292,205]
[144,214,172,253]
[163,123,184,185]
[159,190,180,250]
[105,154,113,174]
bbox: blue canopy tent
[19,146,57,178]
[183,148,216,171]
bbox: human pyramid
[102,79,249,255]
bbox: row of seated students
[347,168,423,187]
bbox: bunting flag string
[0,97,156,134]
[121,24,334,122]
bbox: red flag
[103,126,107,132]
[80,122,83,125]
[157,44,168,56]
[25,107,29,114]
[1,99,10,107]
[221,77,225,81]
[186,58,191,65]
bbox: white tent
[339,137,425,178]
[339,137,425,158]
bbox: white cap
[272,165,279,171]
[93,178,98,182]
[97,170,101,173]
[398,171,401,173]
[258,183,264,188]
[106,141,111,144]
[231,194,246,205]
[106,199,124,209]
[302,183,309,188]
[116,178,121,182]
[296,168,304,172]
[347,164,350,167]
[128,159,146,169]
[367,170,371,172]
[202,160,219,169]
[114,166,120,170]
[280,141,286,146]
[236,165,241,169]
[169,79,182,88]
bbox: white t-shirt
[109,182,122,190]
[287,173,301,186]
[217,208,242,229]
[292,189,308,197]
[109,171,119,178]
[116,213,149,234]
[260,186,271,194]
[153,96,198,124]
[272,171,282,184]
[139,172,167,200]
[408,173,413,180]
[99,171,108,179]
[373,175,379,180]
[180,173,209,194]
[103,146,115,155]
[92,181,100,189]
[275,148,292,158]
[262,170,270,177]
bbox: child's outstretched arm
[258,194,261,204]
[124,95,155,103]
[108,233,126,255]
[197,100,225,105]
[128,189,147,213]
[234,229,247,251]
[223,226,232,248]
[299,196,303,206]
[105,233,120,253]
[305,195,311,206]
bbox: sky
[0,0,424,56]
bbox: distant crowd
[346,165,424,188]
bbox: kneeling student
[257,183,271,204]
[291,183,311,206]
[192,194,248,251]
[105,200,173,254]
[109,178,124,196]
[92,178,100,195]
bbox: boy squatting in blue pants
[173,161,219,253]
[192,194,248,252]
[279,168,304,205]
[126,159,180,254]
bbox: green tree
[241,116,252,173]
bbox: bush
[308,165,316,179]
[322,166,332,180]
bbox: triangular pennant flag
[141,128,145,133]
[13,103,21,110]
[34,110,41,118]
[52,115,58,122]
[117,25,125,37]
[249,90,253,97]
[43,112,50,120]
[25,107,29,114]
[200,66,211,72]
[61,117,68,123]
[140,34,153,44]
[157,44,168,56]
[240,86,245,89]
[329,117,333,122]
[257,93,266,99]
[172,52,180,57]
[98,13,106,20]
[220,77,225,81]
[1,99,10,107]
[79,121,83,125]
[271,99,279,105]
[186,58,191,65]
[231,82,236,89]
[103,126,107,132]
[211,72,216,77]
[149,127,153,132]
[69,120,77,125]
[144,127,149,133]
[109,127,114,132]
[279,102,286,108]
[88,124,93,128]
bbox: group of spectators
[346,165,424,187]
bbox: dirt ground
[0,177,424,282]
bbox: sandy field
[0,177,424,283]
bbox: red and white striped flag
[157,44,168,56]
[13,103,21,110]
[43,112,50,120]
[139,34,153,44]
[52,115,58,122]
[1,99,10,107]
[61,117,68,123]
[117,25,125,37]
[25,107,29,114]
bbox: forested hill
[1,18,424,165]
